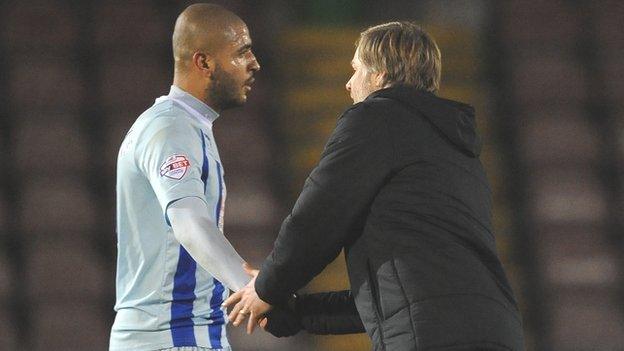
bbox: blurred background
[0,0,622,350]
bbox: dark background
[0,0,622,350]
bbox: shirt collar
[168,85,220,125]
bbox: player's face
[209,22,260,111]
[346,48,378,104]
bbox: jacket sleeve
[298,290,365,334]
[264,290,365,337]
[255,104,394,305]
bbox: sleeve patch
[160,154,191,180]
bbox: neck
[172,74,220,113]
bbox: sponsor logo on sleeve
[160,154,191,180]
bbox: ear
[192,52,215,77]
[372,71,387,88]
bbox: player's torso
[111,99,229,350]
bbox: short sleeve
[137,116,207,215]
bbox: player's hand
[223,263,273,334]
[223,263,257,308]
[223,263,257,318]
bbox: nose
[345,78,352,91]
[250,52,260,72]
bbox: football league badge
[160,154,191,180]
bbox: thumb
[259,317,268,330]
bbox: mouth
[243,77,255,89]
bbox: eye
[238,45,253,57]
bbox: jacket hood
[368,85,482,157]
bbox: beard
[351,71,378,104]
[207,64,245,111]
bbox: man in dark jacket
[225,21,524,351]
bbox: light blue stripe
[208,161,225,348]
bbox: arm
[137,116,250,292]
[264,290,365,337]
[297,290,364,334]
[167,197,249,291]
[255,104,394,305]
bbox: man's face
[346,48,377,104]
[209,22,260,110]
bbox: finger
[228,301,244,323]
[223,290,244,307]
[259,317,268,330]
[234,306,249,327]
[223,290,243,307]
[247,311,257,334]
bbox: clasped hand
[222,263,273,334]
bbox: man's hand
[222,263,273,334]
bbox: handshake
[222,264,364,337]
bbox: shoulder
[132,104,201,155]
[138,102,197,139]
[340,95,398,121]
[335,97,394,134]
[323,99,393,152]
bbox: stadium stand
[19,177,97,235]
[31,301,110,350]
[9,58,84,112]
[492,1,624,349]
[0,304,18,350]
[0,252,10,302]
[25,238,108,301]
[2,1,77,54]
[92,1,170,53]
[13,119,90,174]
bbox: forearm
[255,179,372,305]
[264,290,365,337]
[256,208,346,305]
[297,290,365,334]
[167,197,249,291]
[256,107,393,305]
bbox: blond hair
[356,21,441,92]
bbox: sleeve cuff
[255,263,293,307]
